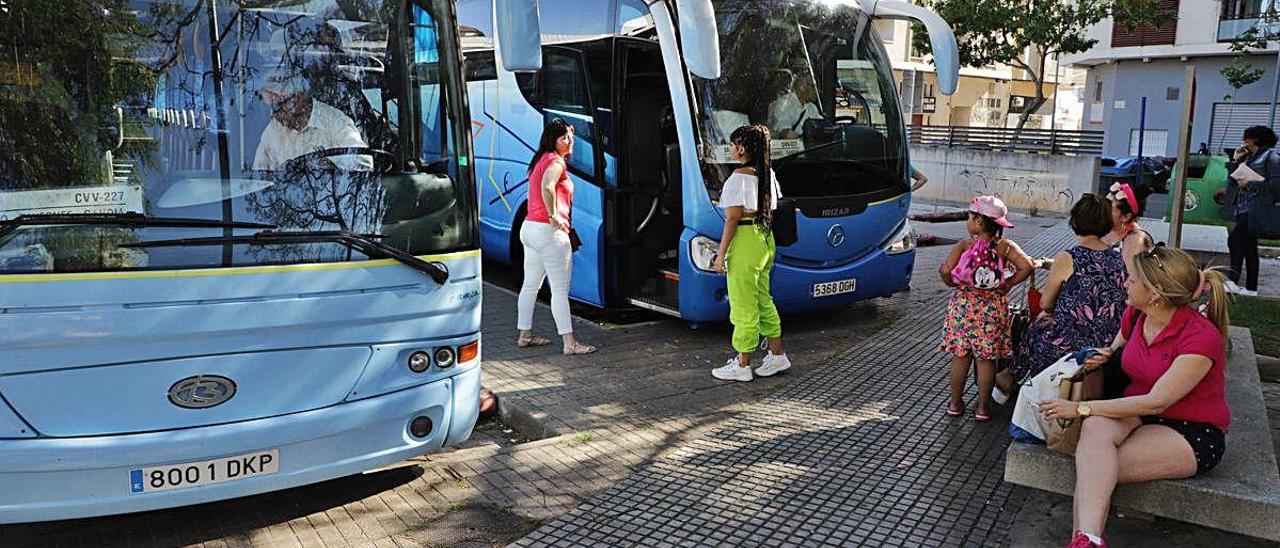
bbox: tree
[1217,10,1276,148]
[912,0,1174,131]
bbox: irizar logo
[168,375,237,409]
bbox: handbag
[565,204,582,253]
[998,264,1037,374]
[772,197,798,247]
[1102,308,1139,399]
[1027,269,1043,319]
[1046,358,1105,456]
[567,227,582,253]
[1246,189,1280,239]
[1244,149,1280,238]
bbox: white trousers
[517,221,574,335]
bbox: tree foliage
[1219,16,1273,96]
[0,0,161,190]
[912,0,1174,130]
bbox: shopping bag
[1027,269,1043,318]
[1010,352,1081,443]
[1046,360,1105,455]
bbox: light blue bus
[459,0,958,323]
[0,0,541,523]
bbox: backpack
[951,237,1008,290]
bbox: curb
[497,395,561,441]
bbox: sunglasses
[1141,242,1168,270]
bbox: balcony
[1219,14,1280,41]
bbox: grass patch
[571,431,594,444]
[1229,295,1280,356]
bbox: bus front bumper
[679,245,915,324]
[0,365,480,524]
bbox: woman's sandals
[563,341,597,355]
[517,334,552,348]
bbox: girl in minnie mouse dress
[938,196,1034,421]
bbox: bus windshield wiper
[772,137,848,165]
[0,213,276,241]
[121,230,450,285]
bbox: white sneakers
[711,353,792,382]
[1225,280,1259,297]
[755,353,792,377]
[711,359,753,382]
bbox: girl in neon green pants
[711,124,791,382]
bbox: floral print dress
[1009,246,1127,381]
[939,286,1012,360]
[939,237,1014,360]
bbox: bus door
[530,47,607,306]
[605,37,679,314]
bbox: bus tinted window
[693,1,907,199]
[464,51,498,82]
[0,1,471,274]
[544,54,591,116]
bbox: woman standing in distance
[515,118,596,355]
[1221,125,1280,296]
[711,124,790,382]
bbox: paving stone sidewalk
[510,221,1097,547]
[2,210,978,547]
[514,216,1277,548]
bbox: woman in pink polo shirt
[1038,245,1230,548]
[515,118,595,355]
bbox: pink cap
[969,195,1014,228]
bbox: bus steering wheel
[283,147,396,174]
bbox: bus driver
[253,69,373,172]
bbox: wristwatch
[1076,402,1092,417]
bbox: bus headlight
[433,347,456,368]
[408,351,431,373]
[689,236,720,272]
[881,220,916,255]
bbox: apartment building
[876,20,1088,130]
[1066,0,1280,157]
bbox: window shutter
[1111,0,1179,47]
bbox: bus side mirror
[494,0,542,72]
[864,0,959,95]
[677,0,720,79]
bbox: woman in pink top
[515,118,595,355]
[1038,245,1230,548]
[1102,181,1154,270]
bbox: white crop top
[719,170,782,213]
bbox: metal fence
[907,125,1105,156]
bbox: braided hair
[729,124,773,229]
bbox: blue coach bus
[0,0,541,523]
[459,0,958,323]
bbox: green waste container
[1167,155,1229,223]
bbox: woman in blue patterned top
[1008,194,1128,383]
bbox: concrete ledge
[1139,219,1231,254]
[1004,327,1280,541]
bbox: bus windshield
[0,0,469,274]
[693,0,907,199]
